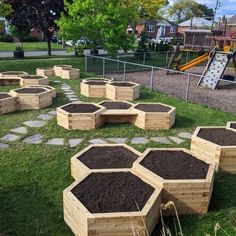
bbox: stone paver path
[37,114,54,121]
[10,127,28,135]
[68,139,83,148]
[48,111,57,116]
[23,134,43,144]
[178,132,192,139]
[107,138,127,144]
[24,120,46,128]
[131,137,149,144]
[1,134,20,142]
[89,139,108,144]
[169,136,185,145]
[0,143,10,149]
[151,137,172,144]
[46,138,65,146]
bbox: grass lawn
[0,58,236,235]
[0,42,64,52]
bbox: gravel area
[107,66,236,114]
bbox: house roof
[179,17,212,28]
[228,15,236,25]
[157,19,177,27]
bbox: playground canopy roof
[179,17,213,28]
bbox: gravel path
[107,66,236,114]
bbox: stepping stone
[48,110,57,116]
[178,132,192,139]
[67,95,78,99]
[107,138,127,144]
[46,138,65,146]
[23,134,43,144]
[68,139,83,148]
[151,137,172,145]
[169,136,185,145]
[53,80,61,83]
[131,137,149,144]
[24,120,46,128]
[0,143,10,149]
[37,114,54,121]
[89,139,108,144]
[69,98,80,102]
[10,127,28,135]
[1,134,20,142]
[64,92,76,95]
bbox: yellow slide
[178,53,209,72]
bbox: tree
[58,0,136,55]
[168,0,214,23]
[6,0,64,55]
[0,0,11,16]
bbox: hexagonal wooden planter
[133,148,215,215]
[61,68,80,80]
[191,126,236,173]
[63,170,162,236]
[131,103,176,130]
[227,121,236,131]
[53,65,72,77]
[19,75,49,87]
[71,144,142,180]
[0,71,28,85]
[36,67,55,77]
[28,85,56,98]
[81,80,109,98]
[57,103,106,130]
[106,81,140,101]
[99,100,138,124]
[0,93,17,114]
[10,87,53,110]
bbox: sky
[169,0,236,16]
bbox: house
[0,17,10,35]
[178,17,213,34]
[135,19,178,40]
[221,15,236,38]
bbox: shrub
[23,36,39,42]
[0,34,13,42]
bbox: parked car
[65,40,74,47]
[75,37,91,46]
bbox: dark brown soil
[140,150,209,179]
[16,88,46,94]
[0,94,11,99]
[135,104,171,112]
[62,103,100,113]
[198,128,236,146]
[85,81,107,85]
[101,101,132,110]
[111,82,135,87]
[22,76,43,80]
[2,71,24,75]
[71,172,155,213]
[230,123,236,129]
[79,146,139,169]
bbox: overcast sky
[169,0,236,16]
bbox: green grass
[0,58,236,235]
[0,42,64,52]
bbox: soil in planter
[101,101,132,110]
[62,103,100,113]
[72,172,155,213]
[111,82,135,87]
[79,146,139,169]
[1,71,24,75]
[85,81,107,85]
[16,88,46,94]
[140,150,209,179]
[230,123,236,130]
[135,104,171,112]
[198,128,236,146]
[22,76,43,80]
[0,94,11,99]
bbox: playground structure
[168,29,236,89]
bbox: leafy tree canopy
[0,0,12,16]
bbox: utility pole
[212,0,221,30]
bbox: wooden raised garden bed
[133,148,215,215]
[61,68,80,80]
[191,126,236,173]
[53,65,72,77]
[57,102,106,130]
[36,67,55,77]
[0,93,17,114]
[19,75,49,87]
[81,80,109,98]
[106,81,140,101]
[227,121,236,131]
[131,103,176,130]
[0,71,28,85]
[64,170,162,236]
[28,85,56,98]
[71,144,141,180]
[10,87,53,110]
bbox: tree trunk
[45,31,52,56]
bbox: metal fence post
[150,67,154,91]
[102,58,105,78]
[117,55,120,73]
[185,74,190,101]
[123,62,126,81]
[85,54,88,73]
[143,52,146,65]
